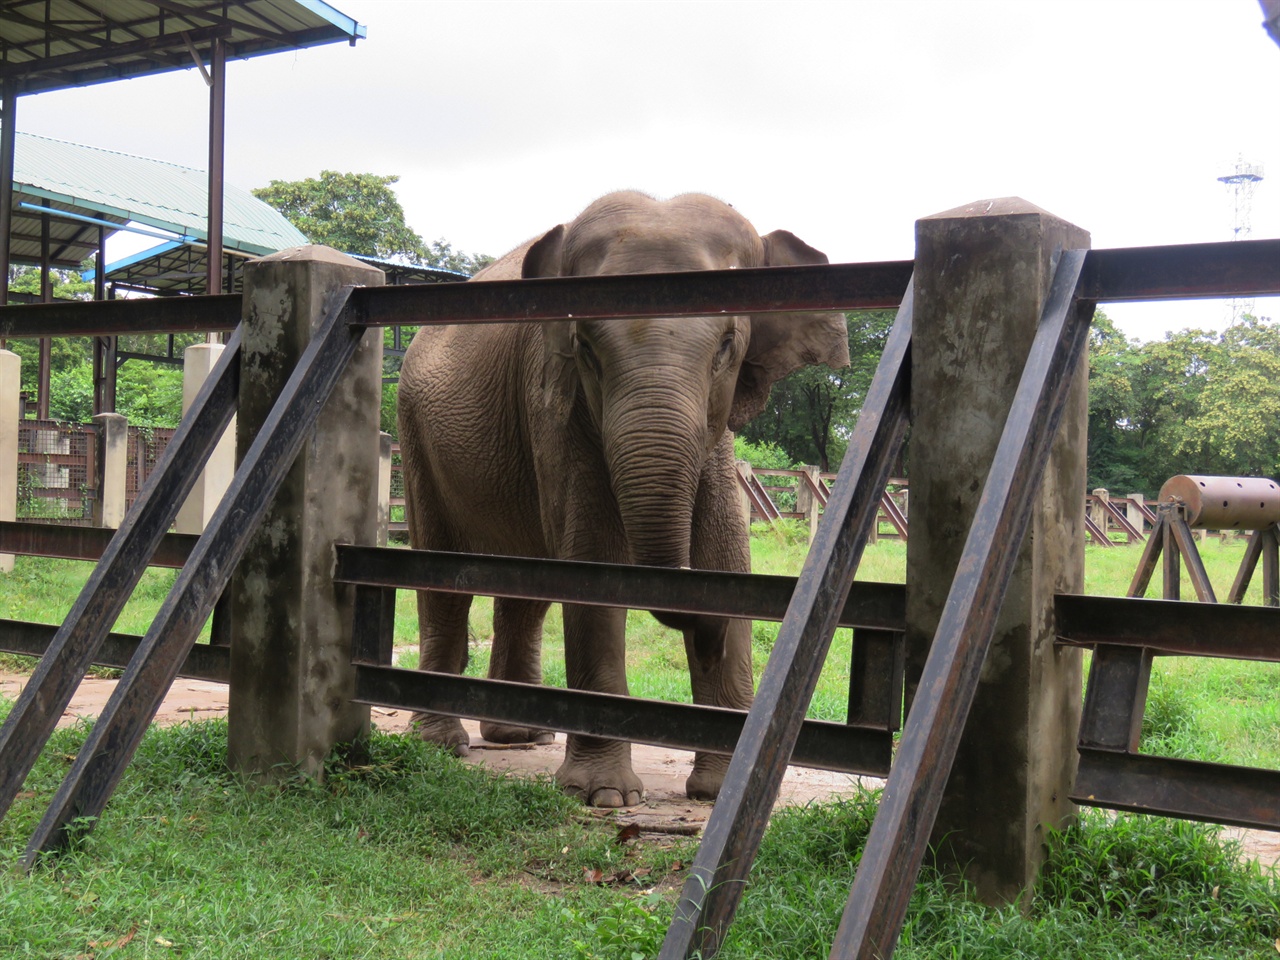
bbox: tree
[739,310,894,471]
[252,171,491,274]
[1084,310,1280,495]
[1180,316,1280,479]
[5,266,95,397]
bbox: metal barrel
[1157,475,1280,529]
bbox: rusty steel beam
[19,289,362,863]
[1083,238,1280,302]
[1078,645,1152,752]
[1072,748,1280,831]
[353,665,893,777]
[0,327,241,830]
[662,282,915,960]
[2,238,1276,342]
[0,521,196,568]
[1055,594,1280,661]
[0,295,240,338]
[346,260,915,327]
[333,545,906,630]
[0,620,229,684]
[830,249,1093,960]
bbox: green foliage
[1087,310,1280,495]
[115,360,185,427]
[739,310,893,471]
[731,436,794,470]
[48,364,94,422]
[563,891,668,960]
[381,381,399,437]
[6,264,93,304]
[252,171,491,274]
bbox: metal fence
[17,420,97,524]
[15,419,176,524]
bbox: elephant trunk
[602,386,704,570]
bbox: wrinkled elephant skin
[397,191,849,807]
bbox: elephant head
[523,192,849,579]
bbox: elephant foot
[409,713,471,757]
[685,751,731,801]
[556,737,644,808]
[479,721,555,745]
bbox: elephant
[397,191,849,807]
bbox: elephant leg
[410,589,473,756]
[684,435,756,800]
[481,598,555,744]
[557,603,643,807]
[683,616,754,800]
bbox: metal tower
[1219,157,1264,322]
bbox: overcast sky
[13,0,1280,341]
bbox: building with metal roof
[0,1,367,416]
[11,131,308,274]
[1,0,366,297]
[0,1,365,96]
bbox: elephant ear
[522,225,578,424]
[729,229,851,431]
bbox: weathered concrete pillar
[91,412,128,528]
[795,465,822,544]
[175,343,236,534]
[377,431,392,548]
[0,349,18,573]
[228,246,385,779]
[906,198,1087,904]
[1090,488,1110,541]
[734,460,754,527]
[1125,492,1147,532]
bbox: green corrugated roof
[14,132,308,256]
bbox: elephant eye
[714,331,737,368]
[574,334,602,377]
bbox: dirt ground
[3,669,1277,870]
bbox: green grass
[2,525,1279,957]
[0,715,1274,958]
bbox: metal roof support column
[206,37,226,302]
[37,201,50,419]
[0,79,16,310]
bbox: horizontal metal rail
[1072,748,1280,831]
[0,521,196,568]
[332,545,906,630]
[0,620,229,684]
[1,238,1277,339]
[353,665,893,777]
[1082,238,1280,303]
[0,294,240,338]
[1055,594,1280,661]
[344,260,915,325]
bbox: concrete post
[0,349,18,573]
[906,198,1087,904]
[91,413,128,529]
[175,343,236,534]
[796,465,822,544]
[377,431,392,548]
[1090,488,1110,541]
[734,460,754,527]
[1125,493,1147,533]
[228,246,385,780]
